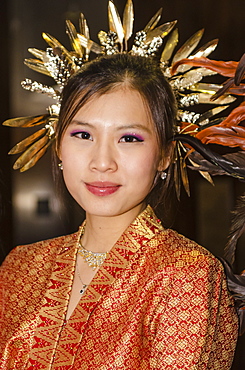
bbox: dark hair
[55,53,177,209]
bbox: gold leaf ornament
[145,21,177,44]
[13,135,50,171]
[122,0,134,45]
[3,114,50,128]
[161,28,179,64]
[66,20,84,57]
[108,1,124,45]
[143,8,162,32]
[8,128,47,155]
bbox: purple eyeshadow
[125,133,144,141]
[70,130,85,136]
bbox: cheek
[142,147,160,170]
[59,138,67,162]
[59,145,78,184]
[124,150,159,181]
[60,140,78,166]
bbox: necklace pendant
[80,284,87,295]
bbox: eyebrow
[71,120,152,134]
[70,120,94,128]
[116,124,152,134]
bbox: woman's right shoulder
[0,232,77,270]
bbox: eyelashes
[70,130,92,140]
[119,134,144,143]
[70,131,144,143]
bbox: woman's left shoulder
[153,227,222,270]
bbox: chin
[80,200,146,220]
[84,206,124,218]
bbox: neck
[81,203,146,253]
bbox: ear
[157,142,175,172]
[55,141,62,161]
[157,156,170,172]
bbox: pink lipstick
[85,182,121,196]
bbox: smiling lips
[85,182,121,196]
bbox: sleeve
[0,242,55,357]
[0,247,25,354]
[149,255,238,370]
[0,250,38,367]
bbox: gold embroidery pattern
[0,206,238,369]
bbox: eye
[120,134,144,143]
[71,131,92,140]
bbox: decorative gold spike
[144,8,162,33]
[20,142,52,172]
[123,0,134,43]
[108,1,124,44]
[185,67,217,79]
[174,154,181,200]
[190,82,222,94]
[79,13,90,58]
[24,59,51,77]
[42,32,66,50]
[28,48,46,60]
[172,29,204,66]
[79,13,90,39]
[161,28,179,63]
[196,92,236,105]
[199,171,214,184]
[13,135,50,170]
[190,39,218,59]
[196,106,229,126]
[180,157,190,196]
[66,20,83,57]
[9,128,46,155]
[77,34,102,54]
[188,158,214,185]
[3,115,50,128]
[145,21,177,43]
[176,39,219,74]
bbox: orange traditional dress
[0,206,238,369]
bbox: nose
[89,139,118,173]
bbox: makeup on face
[60,88,161,221]
[85,182,121,196]
[68,121,149,144]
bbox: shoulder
[149,227,222,273]
[0,232,77,274]
[139,207,219,270]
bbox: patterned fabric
[0,206,238,369]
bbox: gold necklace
[77,243,108,270]
[76,268,88,295]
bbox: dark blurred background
[0,0,244,367]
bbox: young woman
[0,53,238,369]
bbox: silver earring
[58,162,63,170]
[160,171,167,180]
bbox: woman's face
[60,87,168,220]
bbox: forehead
[73,87,154,127]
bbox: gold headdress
[3,0,245,195]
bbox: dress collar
[29,205,164,367]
